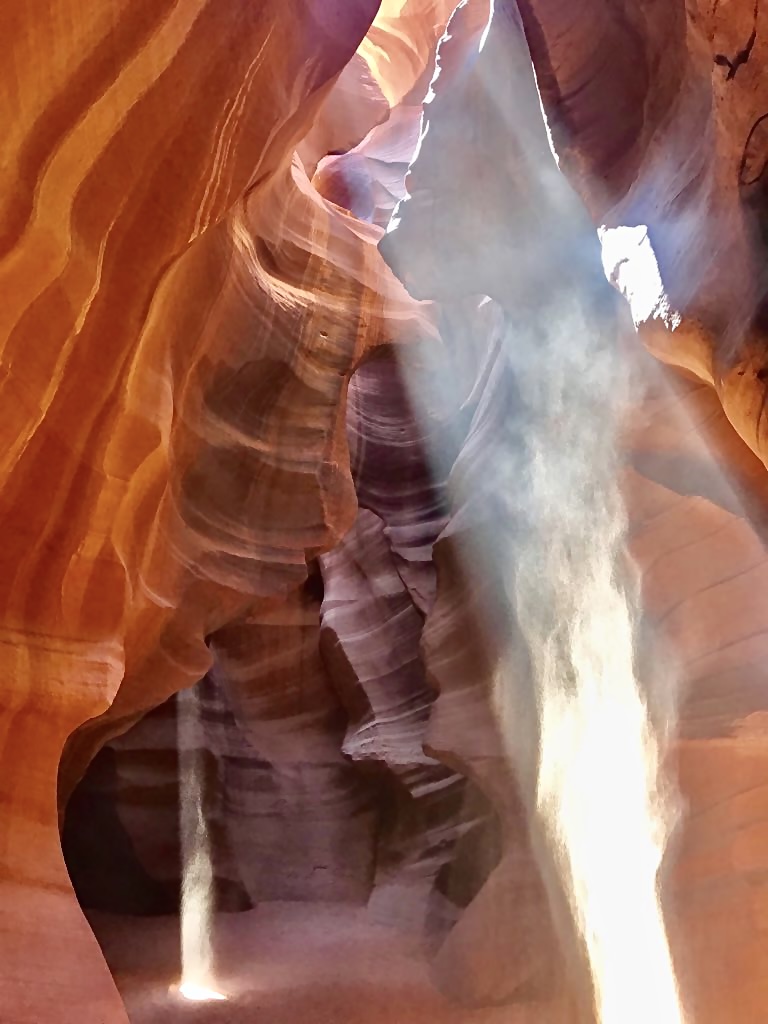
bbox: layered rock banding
[2,0,767,1021]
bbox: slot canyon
[3,0,768,1021]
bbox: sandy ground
[89,902,565,1024]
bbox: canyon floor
[90,902,567,1024]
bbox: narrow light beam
[177,683,224,1002]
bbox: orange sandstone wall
[0,1,385,1020]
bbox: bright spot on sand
[177,982,227,1002]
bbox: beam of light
[386,290,688,1023]
[498,289,686,1024]
[473,18,687,1019]
[176,684,225,1002]
[374,2,688,1016]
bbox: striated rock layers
[2,0,399,1019]
[3,0,768,1022]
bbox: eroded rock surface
[3,0,768,1021]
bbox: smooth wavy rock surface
[1,0,383,1020]
[5,0,768,1021]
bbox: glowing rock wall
[3,0,768,1021]
[1,1,383,1018]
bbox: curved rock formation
[4,0,768,1021]
[517,0,768,460]
[1,1,387,1019]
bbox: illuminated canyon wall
[2,0,768,1021]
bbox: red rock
[4,0,768,1019]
